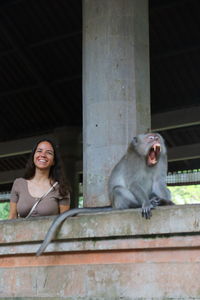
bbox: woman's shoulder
[13,177,27,186]
[11,177,27,195]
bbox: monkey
[108,133,174,219]
[36,133,174,256]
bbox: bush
[0,202,10,220]
[169,185,200,204]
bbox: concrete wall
[1,205,200,299]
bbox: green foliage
[78,196,84,208]
[169,185,200,204]
[0,202,10,220]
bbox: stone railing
[0,204,200,299]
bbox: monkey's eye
[148,135,155,140]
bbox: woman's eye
[46,151,53,155]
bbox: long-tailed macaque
[108,133,174,219]
[36,133,174,256]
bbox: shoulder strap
[26,181,58,218]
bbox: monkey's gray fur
[108,133,174,219]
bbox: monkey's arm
[151,180,175,207]
[141,198,153,219]
[130,183,153,219]
[36,207,112,256]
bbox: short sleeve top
[10,178,70,218]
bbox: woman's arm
[9,202,18,219]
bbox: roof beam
[0,84,39,97]
[0,168,25,184]
[0,75,81,97]
[0,134,54,158]
[0,127,81,158]
[152,106,200,131]
[168,143,200,162]
[29,31,82,48]
[0,13,45,85]
[0,11,59,112]
[0,48,16,57]
[151,44,200,60]
[150,0,190,12]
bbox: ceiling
[149,0,200,172]
[0,0,200,191]
[0,0,82,141]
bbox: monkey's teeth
[153,143,161,153]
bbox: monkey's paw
[142,205,152,219]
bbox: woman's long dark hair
[24,139,71,197]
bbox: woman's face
[33,141,55,171]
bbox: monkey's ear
[132,136,138,146]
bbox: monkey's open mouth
[147,143,161,166]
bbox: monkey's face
[146,135,161,166]
[132,133,165,167]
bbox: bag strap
[26,181,58,218]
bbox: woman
[9,139,71,219]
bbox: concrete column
[83,0,150,206]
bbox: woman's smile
[34,141,55,169]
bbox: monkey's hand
[142,203,152,219]
[150,196,161,208]
[151,196,175,207]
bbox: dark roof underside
[0,0,200,175]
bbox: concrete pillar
[83,0,150,206]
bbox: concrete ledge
[1,204,200,255]
[1,205,200,299]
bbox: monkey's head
[131,133,166,167]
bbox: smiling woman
[9,139,71,219]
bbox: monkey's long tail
[36,207,113,256]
